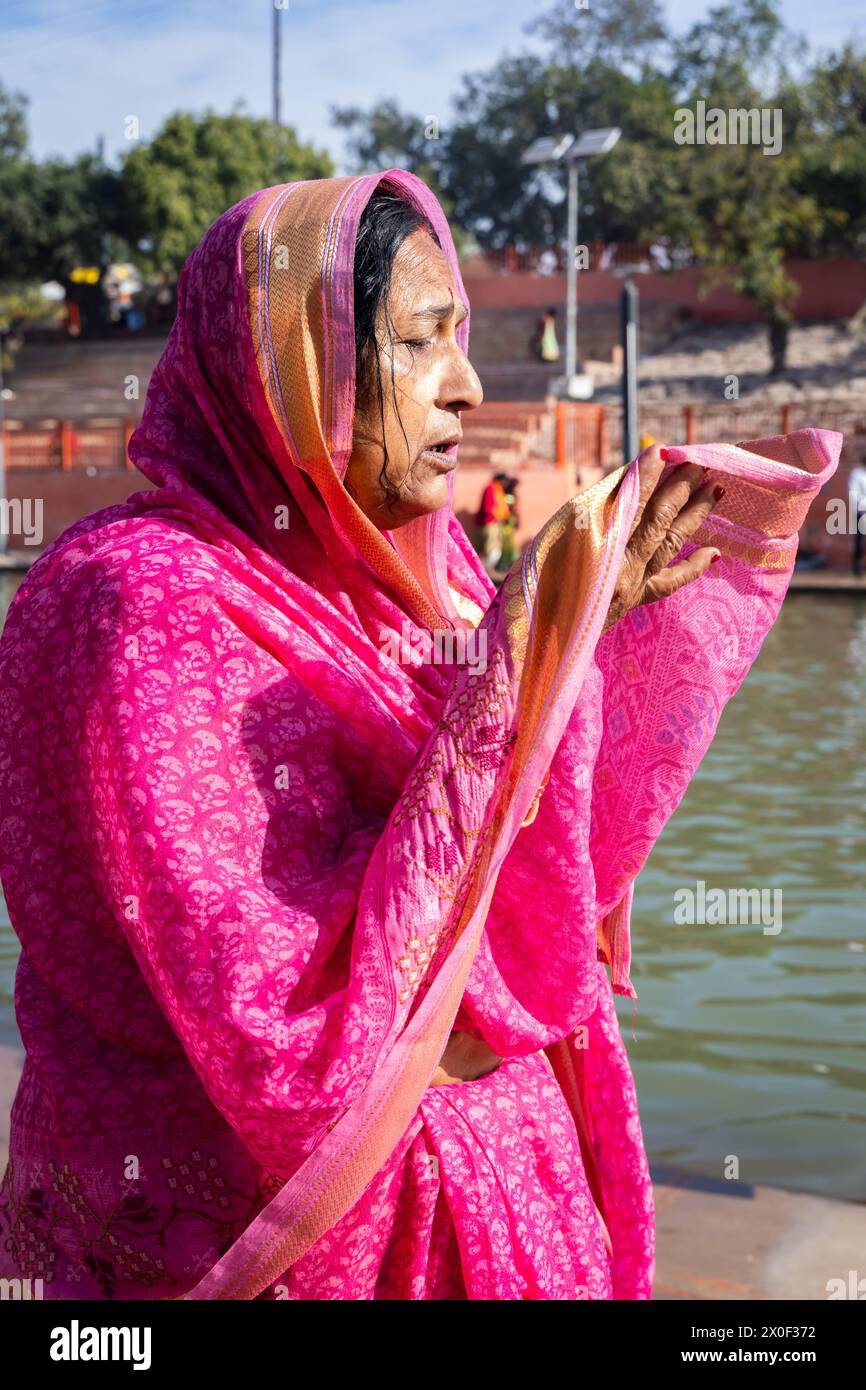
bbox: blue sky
[1,0,864,168]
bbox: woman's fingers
[629,461,707,563]
[643,480,721,579]
[643,545,720,604]
[603,447,724,631]
[625,443,667,540]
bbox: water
[1,574,864,1199]
[624,593,866,1202]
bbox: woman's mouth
[419,439,461,471]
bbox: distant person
[475,470,511,573]
[530,307,560,363]
[849,460,866,576]
[499,475,520,570]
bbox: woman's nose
[439,347,484,413]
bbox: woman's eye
[400,337,433,351]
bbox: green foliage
[0,282,60,373]
[0,82,126,282]
[121,107,334,273]
[330,99,477,253]
[526,0,668,73]
[333,0,865,367]
[0,82,28,162]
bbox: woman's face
[345,227,483,528]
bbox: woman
[0,171,839,1300]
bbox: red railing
[2,419,136,471]
[3,400,857,479]
[555,404,607,473]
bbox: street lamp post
[273,2,282,130]
[621,276,639,465]
[566,159,578,382]
[522,128,621,400]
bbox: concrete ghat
[653,1167,866,1300]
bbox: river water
[0,574,863,1200]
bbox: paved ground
[653,1167,866,1300]
[593,321,866,404]
[1,1041,861,1299]
[788,571,866,592]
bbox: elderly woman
[0,171,838,1301]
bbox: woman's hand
[429,1030,504,1086]
[603,443,724,632]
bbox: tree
[330,99,480,254]
[121,107,334,274]
[331,99,441,184]
[0,81,127,355]
[326,0,866,375]
[0,81,126,284]
[0,84,39,283]
[526,0,668,73]
[662,0,820,371]
[785,44,866,259]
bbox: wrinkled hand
[603,444,723,632]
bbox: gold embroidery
[691,521,798,571]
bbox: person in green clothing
[531,306,560,363]
[499,475,521,570]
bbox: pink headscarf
[0,170,842,1300]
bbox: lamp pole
[565,159,578,382]
[272,2,282,130]
[522,128,620,400]
[621,276,639,465]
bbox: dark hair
[353,184,441,512]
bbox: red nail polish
[659,448,672,461]
[710,553,721,565]
[713,486,726,501]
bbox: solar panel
[570,127,621,158]
[521,134,575,165]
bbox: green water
[624,592,866,1202]
[0,575,864,1200]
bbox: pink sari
[0,170,841,1300]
